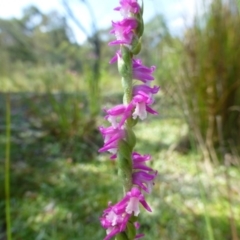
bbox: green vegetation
[1,0,240,239]
[166,0,240,163]
[1,95,239,239]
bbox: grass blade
[5,93,12,240]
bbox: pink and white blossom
[132,171,157,193]
[114,0,141,17]
[100,187,151,240]
[98,126,125,154]
[109,18,138,47]
[132,152,153,171]
[99,0,159,238]
[132,58,156,83]
[110,53,156,84]
[104,104,133,128]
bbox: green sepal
[126,222,136,240]
[129,215,138,223]
[140,0,144,16]
[118,139,132,160]
[116,232,129,240]
[135,1,144,37]
[127,117,138,128]
[131,37,142,55]
[136,16,144,37]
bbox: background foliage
[175,0,240,164]
[1,0,240,239]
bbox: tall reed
[175,0,240,162]
[5,93,12,240]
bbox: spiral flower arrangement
[98,1,159,239]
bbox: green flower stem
[117,45,134,193]
[120,46,133,105]
[117,140,133,193]
[5,93,12,240]
[117,126,136,193]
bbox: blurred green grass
[1,83,240,239]
[1,0,240,239]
